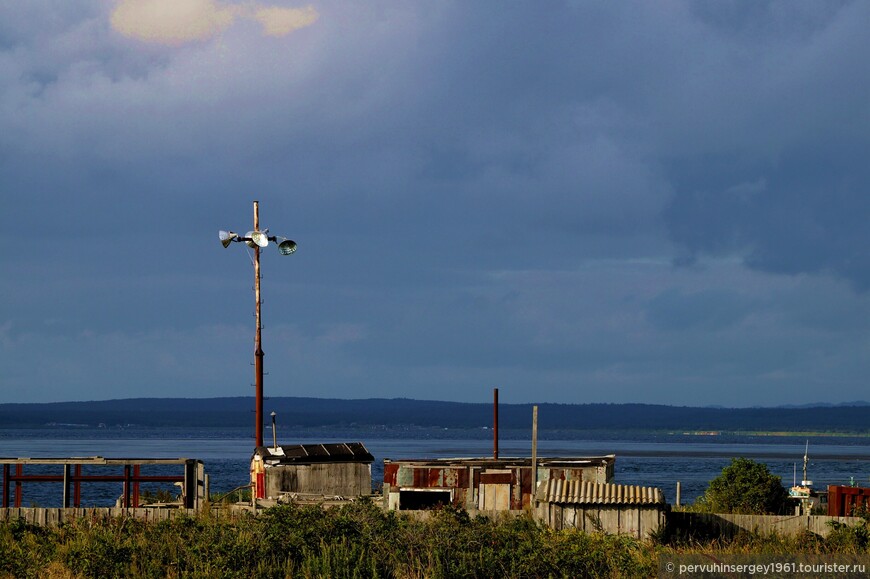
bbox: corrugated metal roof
[536,480,664,506]
[255,442,374,464]
[384,455,615,468]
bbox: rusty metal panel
[828,485,870,517]
[549,469,566,481]
[413,468,427,488]
[512,467,524,510]
[456,468,469,488]
[383,463,399,486]
[428,468,444,487]
[480,473,511,484]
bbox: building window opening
[399,490,451,510]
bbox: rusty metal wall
[383,460,612,512]
[827,485,870,517]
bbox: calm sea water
[2,427,869,508]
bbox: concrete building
[383,455,615,512]
[251,443,374,501]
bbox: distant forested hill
[0,397,867,433]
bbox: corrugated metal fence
[669,512,863,538]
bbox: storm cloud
[0,1,868,406]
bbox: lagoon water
[2,427,869,508]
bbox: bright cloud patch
[253,6,319,37]
[111,0,318,45]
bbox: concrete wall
[535,502,667,539]
[668,512,864,538]
[264,463,371,499]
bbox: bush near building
[690,457,789,515]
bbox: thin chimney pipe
[493,388,499,460]
[271,411,277,451]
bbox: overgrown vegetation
[2,499,869,578]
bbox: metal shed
[827,485,870,517]
[251,442,374,500]
[383,455,615,512]
[535,479,667,538]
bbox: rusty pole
[531,405,538,493]
[493,388,499,460]
[254,201,264,448]
[222,202,295,448]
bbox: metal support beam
[123,465,131,508]
[63,464,71,508]
[2,465,8,508]
[14,464,22,507]
[74,464,81,507]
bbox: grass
[1,500,868,578]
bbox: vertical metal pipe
[2,464,9,508]
[493,388,499,460]
[74,464,81,507]
[531,405,538,496]
[14,464,22,508]
[676,481,681,507]
[133,464,140,508]
[184,460,196,509]
[271,412,278,450]
[123,465,131,508]
[63,464,71,508]
[254,200,264,448]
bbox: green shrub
[692,457,789,514]
[6,499,868,578]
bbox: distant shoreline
[0,397,867,435]
[679,430,870,438]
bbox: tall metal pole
[253,201,264,448]
[531,405,538,494]
[271,412,278,450]
[493,388,499,460]
[221,202,296,448]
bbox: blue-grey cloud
[1,1,868,407]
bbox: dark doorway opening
[399,490,451,510]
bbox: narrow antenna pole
[254,201,264,448]
[271,412,277,451]
[531,405,538,495]
[802,440,809,484]
[493,388,499,460]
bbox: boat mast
[802,440,809,485]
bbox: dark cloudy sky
[2,1,868,407]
